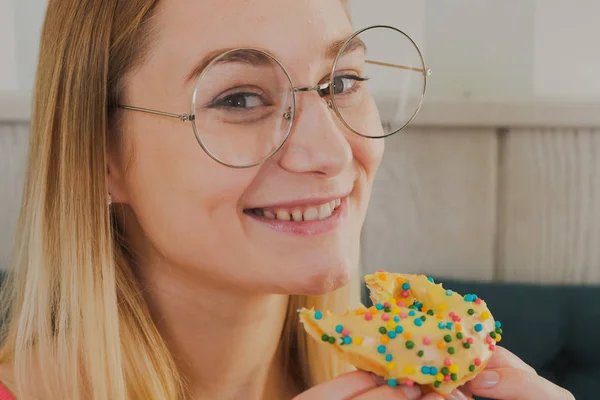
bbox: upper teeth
[256,199,341,221]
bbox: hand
[292,370,441,400]
[460,346,575,400]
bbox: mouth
[244,198,343,221]
[243,196,349,236]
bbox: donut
[298,270,502,396]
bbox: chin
[291,256,357,296]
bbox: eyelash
[207,87,271,110]
[204,71,368,110]
[319,74,369,97]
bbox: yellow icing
[298,271,498,396]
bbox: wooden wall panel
[361,128,498,281]
[498,128,600,284]
[0,123,29,269]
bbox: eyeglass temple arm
[366,60,432,76]
[118,105,195,122]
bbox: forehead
[150,0,353,82]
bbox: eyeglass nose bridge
[285,82,334,120]
[294,82,330,94]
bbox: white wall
[0,0,46,96]
[0,0,18,92]
[1,0,599,106]
[533,0,600,100]
[349,0,600,104]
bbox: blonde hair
[0,1,358,399]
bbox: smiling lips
[246,198,343,222]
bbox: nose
[277,93,352,177]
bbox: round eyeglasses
[118,25,431,168]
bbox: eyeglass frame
[118,25,432,169]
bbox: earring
[108,194,112,206]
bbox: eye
[331,75,369,95]
[210,92,267,110]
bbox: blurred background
[1,0,599,398]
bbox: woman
[0,0,575,399]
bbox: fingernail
[400,385,422,399]
[471,370,500,389]
[447,389,468,400]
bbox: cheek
[119,118,255,266]
[368,138,385,174]
[341,100,385,178]
[349,133,385,181]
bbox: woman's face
[110,0,384,295]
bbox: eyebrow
[324,36,367,60]
[185,49,273,84]
[185,37,367,85]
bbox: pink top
[0,382,15,400]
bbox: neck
[138,264,292,400]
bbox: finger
[397,385,422,400]
[351,384,418,400]
[455,385,474,399]
[414,388,472,400]
[294,371,378,399]
[418,393,445,400]
[363,373,423,400]
[484,346,537,374]
[467,368,575,400]
[446,388,473,400]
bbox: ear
[106,146,131,205]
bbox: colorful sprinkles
[305,272,502,392]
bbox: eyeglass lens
[332,26,426,138]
